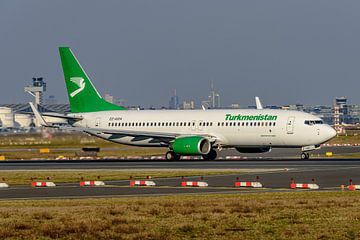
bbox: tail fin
[59,47,126,113]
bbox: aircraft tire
[165,151,180,161]
[301,152,310,160]
[203,149,217,160]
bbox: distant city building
[45,95,57,105]
[303,105,333,125]
[265,105,281,109]
[207,82,221,108]
[282,104,304,111]
[182,100,195,110]
[169,89,180,109]
[104,93,114,104]
[115,99,127,107]
[230,103,241,109]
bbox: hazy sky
[1,1,360,107]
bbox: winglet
[29,102,49,127]
[255,96,263,110]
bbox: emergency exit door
[286,116,295,134]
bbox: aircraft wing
[84,128,218,143]
[52,126,218,145]
[29,102,82,126]
[40,112,83,121]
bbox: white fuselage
[71,109,336,149]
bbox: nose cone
[325,125,337,141]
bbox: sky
[1,1,360,107]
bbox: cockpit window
[304,120,323,125]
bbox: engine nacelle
[235,147,271,153]
[172,136,211,155]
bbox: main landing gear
[165,149,218,161]
[301,152,310,160]
[165,151,180,161]
[202,149,217,160]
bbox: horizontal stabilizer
[29,102,49,127]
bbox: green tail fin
[59,47,126,113]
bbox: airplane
[30,47,337,160]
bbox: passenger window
[226,122,228,126]
[273,122,276,126]
[246,122,249,126]
[180,122,183,126]
[176,122,179,126]
[221,122,224,126]
[250,122,253,126]
[210,122,213,126]
[242,122,245,126]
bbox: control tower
[24,77,46,107]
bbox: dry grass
[0,170,243,185]
[328,135,360,145]
[0,132,166,159]
[0,192,359,239]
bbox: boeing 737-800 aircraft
[31,47,337,160]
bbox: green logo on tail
[70,77,86,98]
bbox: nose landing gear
[301,152,310,160]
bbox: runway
[0,159,359,199]
[0,158,360,170]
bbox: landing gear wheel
[301,152,310,160]
[165,151,180,161]
[202,149,217,160]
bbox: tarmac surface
[0,158,359,199]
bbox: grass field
[0,192,359,239]
[0,170,244,185]
[0,132,167,159]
